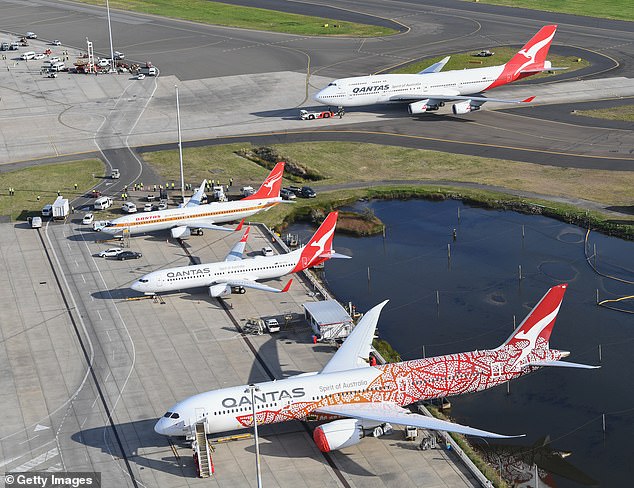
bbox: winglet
[242,162,285,200]
[281,279,293,293]
[522,96,536,103]
[418,56,451,74]
[235,218,245,231]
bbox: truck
[52,196,70,219]
[111,168,120,179]
[138,62,157,76]
[300,109,336,120]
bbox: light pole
[245,384,262,488]
[175,85,185,203]
[105,0,115,72]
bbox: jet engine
[170,226,191,239]
[313,419,364,452]
[209,283,231,297]
[407,99,430,114]
[452,100,481,115]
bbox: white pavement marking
[12,448,59,472]
[19,435,38,445]
[82,274,86,283]
[46,463,63,472]
[97,310,102,321]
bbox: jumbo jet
[132,211,349,297]
[314,25,560,115]
[95,162,285,239]
[155,284,598,451]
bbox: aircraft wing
[218,278,292,294]
[225,227,250,262]
[320,300,388,374]
[315,402,523,439]
[185,179,207,207]
[389,93,535,104]
[417,56,450,74]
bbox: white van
[121,202,137,213]
[50,61,65,72]
[20,51,36,60]
[94,196,113,210]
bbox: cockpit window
[139,279,149,283]
[106,222,116,227]
[163,412,173,418]
[328,82,337,87]
[170,412,180,419]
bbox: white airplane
[154,284,598,451]
[95,162,285,239]
[314,25,561,115]
[131,211,349,297]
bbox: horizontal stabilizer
[316,402,524,439]
[526,360,600,369]
[319,251,351,260]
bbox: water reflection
[287,199,634,487]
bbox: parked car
[25,32,37,39]
[474,50,494,57]
[143,203,153,212]
[136,73,145,80]
[52,40,61,46]
[287,185,302,196]
[34,53,45,60]
[30,216,42,228]
[117,250,142,260]
[98,247,123,258]
[265,318,280,333]
[82,213,94,225]
[114,51,125,60]
[94,196,113,210]
[157,201,168,210]
[280,188,296,200]
[300,186,316,198]
[121,202,137,213]
[261,246,274,257]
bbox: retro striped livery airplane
[96,162,285,239]
[132,211,349,297]
[154,284,598,451]
[314,25,560,115]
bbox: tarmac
[0,206,481,487]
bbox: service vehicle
[25,32,37,39]
[52,40,61,46]
[240,186,255,197]
[145,194,157,202]
[474,49,494,57]
[20,51,36,60]
[138,63,156,76]
[9,42,19,50]
[111,168,120,179]
[0,42,9,51]
[287,185,302,196]
[30,216,43,228]
[94,196,113,210]
[34,53,45,60]
[300,186,316,198]
[41,204,53,217]
[143,203,153,212]
[117,250,142,260]
[82,213,94,225]
[47,72,57,78]
[98,247,123,258]
[264,318,281,333]
[280,188,296,200]
[157,201,168,211]
[122,202,137,213]
[52,196,69,219]
[261,246,274,257]
[136,73,145,80]
[50,61,65,72]
[97,58,111,67]
[300,109,335,120]
[90,189,102,198]
[114,51,124,60]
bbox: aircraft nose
[131,281,142,292]
[314,88,327,104]
[154,417,168,435]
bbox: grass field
[575,104,634,121]
[75,0,395,37]
[468,0,634,22]
[0,159,103,220]
[390,47,589,78]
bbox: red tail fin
[242,162,285,200]
[504,284,567,350]
[488,25,557,89]
[240,226,250,243]
[291,212,339,272]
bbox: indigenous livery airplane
[154,284,598,451]
[131,211,349,297]
[96,162,285,239]
[314,25,560,115]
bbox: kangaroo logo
[512,30,556,76]
[510,305,560,367]
[301,221,336,267]
[261,169,283,196]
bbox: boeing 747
[96,162,285,239]
[315,25,561,115]
[154,284,598,451]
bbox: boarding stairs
[194,421,213,477]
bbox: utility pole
[176,85,185,203]
[245,384,263,488]
[106,0,116,72]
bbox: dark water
[288,199,634,488]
